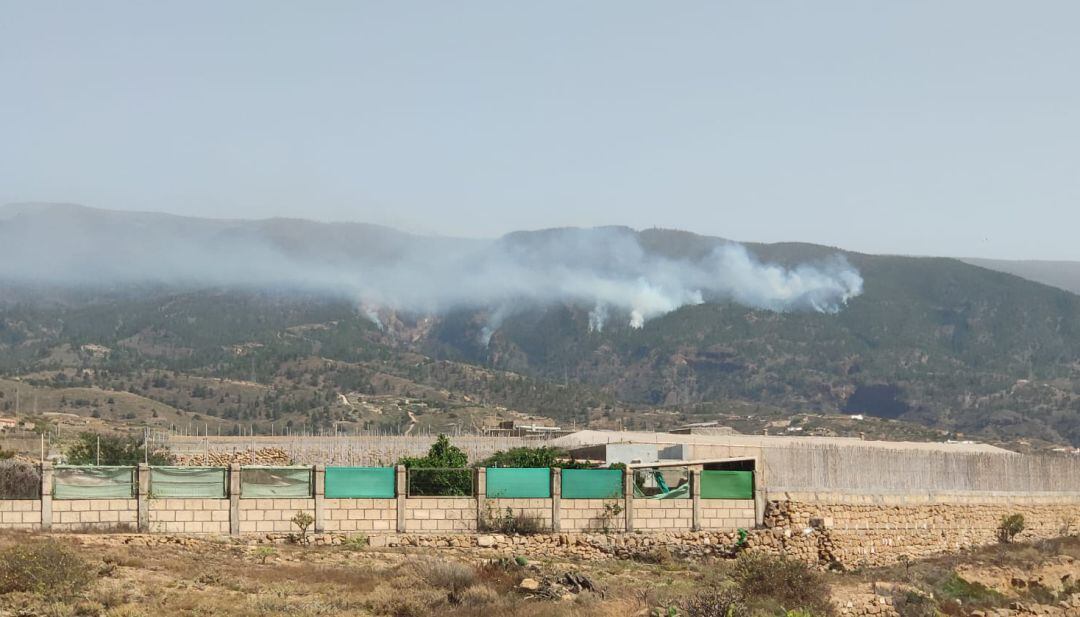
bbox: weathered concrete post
[551,468,561,533]
[40,462,53,531]
[228,463,241,536]
[753,456,765,528]
[691,468,702,531]
[395,465,406,533]
[623,468,634,532]
[475,467,487,529]
[137,463,150,532]
[313,464,326,534]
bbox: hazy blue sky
[2,2,1078,259]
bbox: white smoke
[0,207,865,338]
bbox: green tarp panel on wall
[561,468,623,499]
[240,467,312,498]
[700,470,754,499]
[486,467,550,498]
[53,466,135,500]
[150,467,227,498]
[325,467,395,498]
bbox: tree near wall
[398,434,471,496]
[65,432,171,466]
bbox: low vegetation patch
[0,538,94,598]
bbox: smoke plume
[0,205,864,337]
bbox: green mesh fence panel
[700,471,754,499]
[240,467,312,498]
[486,468,550,498]
[325,467,396,498]
[561,469,623,499]
[150,467,227,498]
[53,466,134,500]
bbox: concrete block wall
[323,498,396,533]
[405,497,477,532]
[701,499,756,530]
[237,498,316,534]
[634,498,694,530]
[52,499,137,531]
[0,499,41,530]
[484,498,553,531]
[148,498,230,534]
[560,499,627,532]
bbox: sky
[2,2,1079,260]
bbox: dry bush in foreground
[0,538,93,597]
[731,552,834,616]
[0,460,41,499]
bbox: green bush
[997,514,1025,543]
[65,432,170,466]
[477,446,593,469]
[731,552,834,616]
[0,539,94,597]
[399,435,473,496]
[0,459,41,499]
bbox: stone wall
[0,499,41,530]
[761,491,1080,568]
[633,498,693,530]
[148,498,230,535]
[52,499,137,531]
[405,497,476,532]
[237,498,316,534]
[322,498,396,533]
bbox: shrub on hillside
[680,587,747,617]
[0,539,94,597]
[0,459,41,499]
[731,552,834,616]
[997,514,1025,543]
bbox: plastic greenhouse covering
[240,467,312,498]
[53,466,135,499]
[150,467,227,498]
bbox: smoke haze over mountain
[0,204,863,333]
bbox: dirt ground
[0,532,1076,617]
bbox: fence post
[40,462,53,531]
[314,464,325,534]
[395,465,406,533]
[691,468,702,531]
[475,467,486,529]
[623,469,634,532]
[137,463,150,532]
[551,468,561,533]
[228,463,241,536]
[753,470,765,528]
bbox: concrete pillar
[551,468,561,533]
[691,468,702,531]
[395,465,406,533]
[475,467,487,528]
[228,463,241,536]
[623,469,634,532]
[313,464,325,533]
[137,463,150,532]
[40,462,53,531]
[753,471,766,528]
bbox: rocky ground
[0,531,1076,616]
